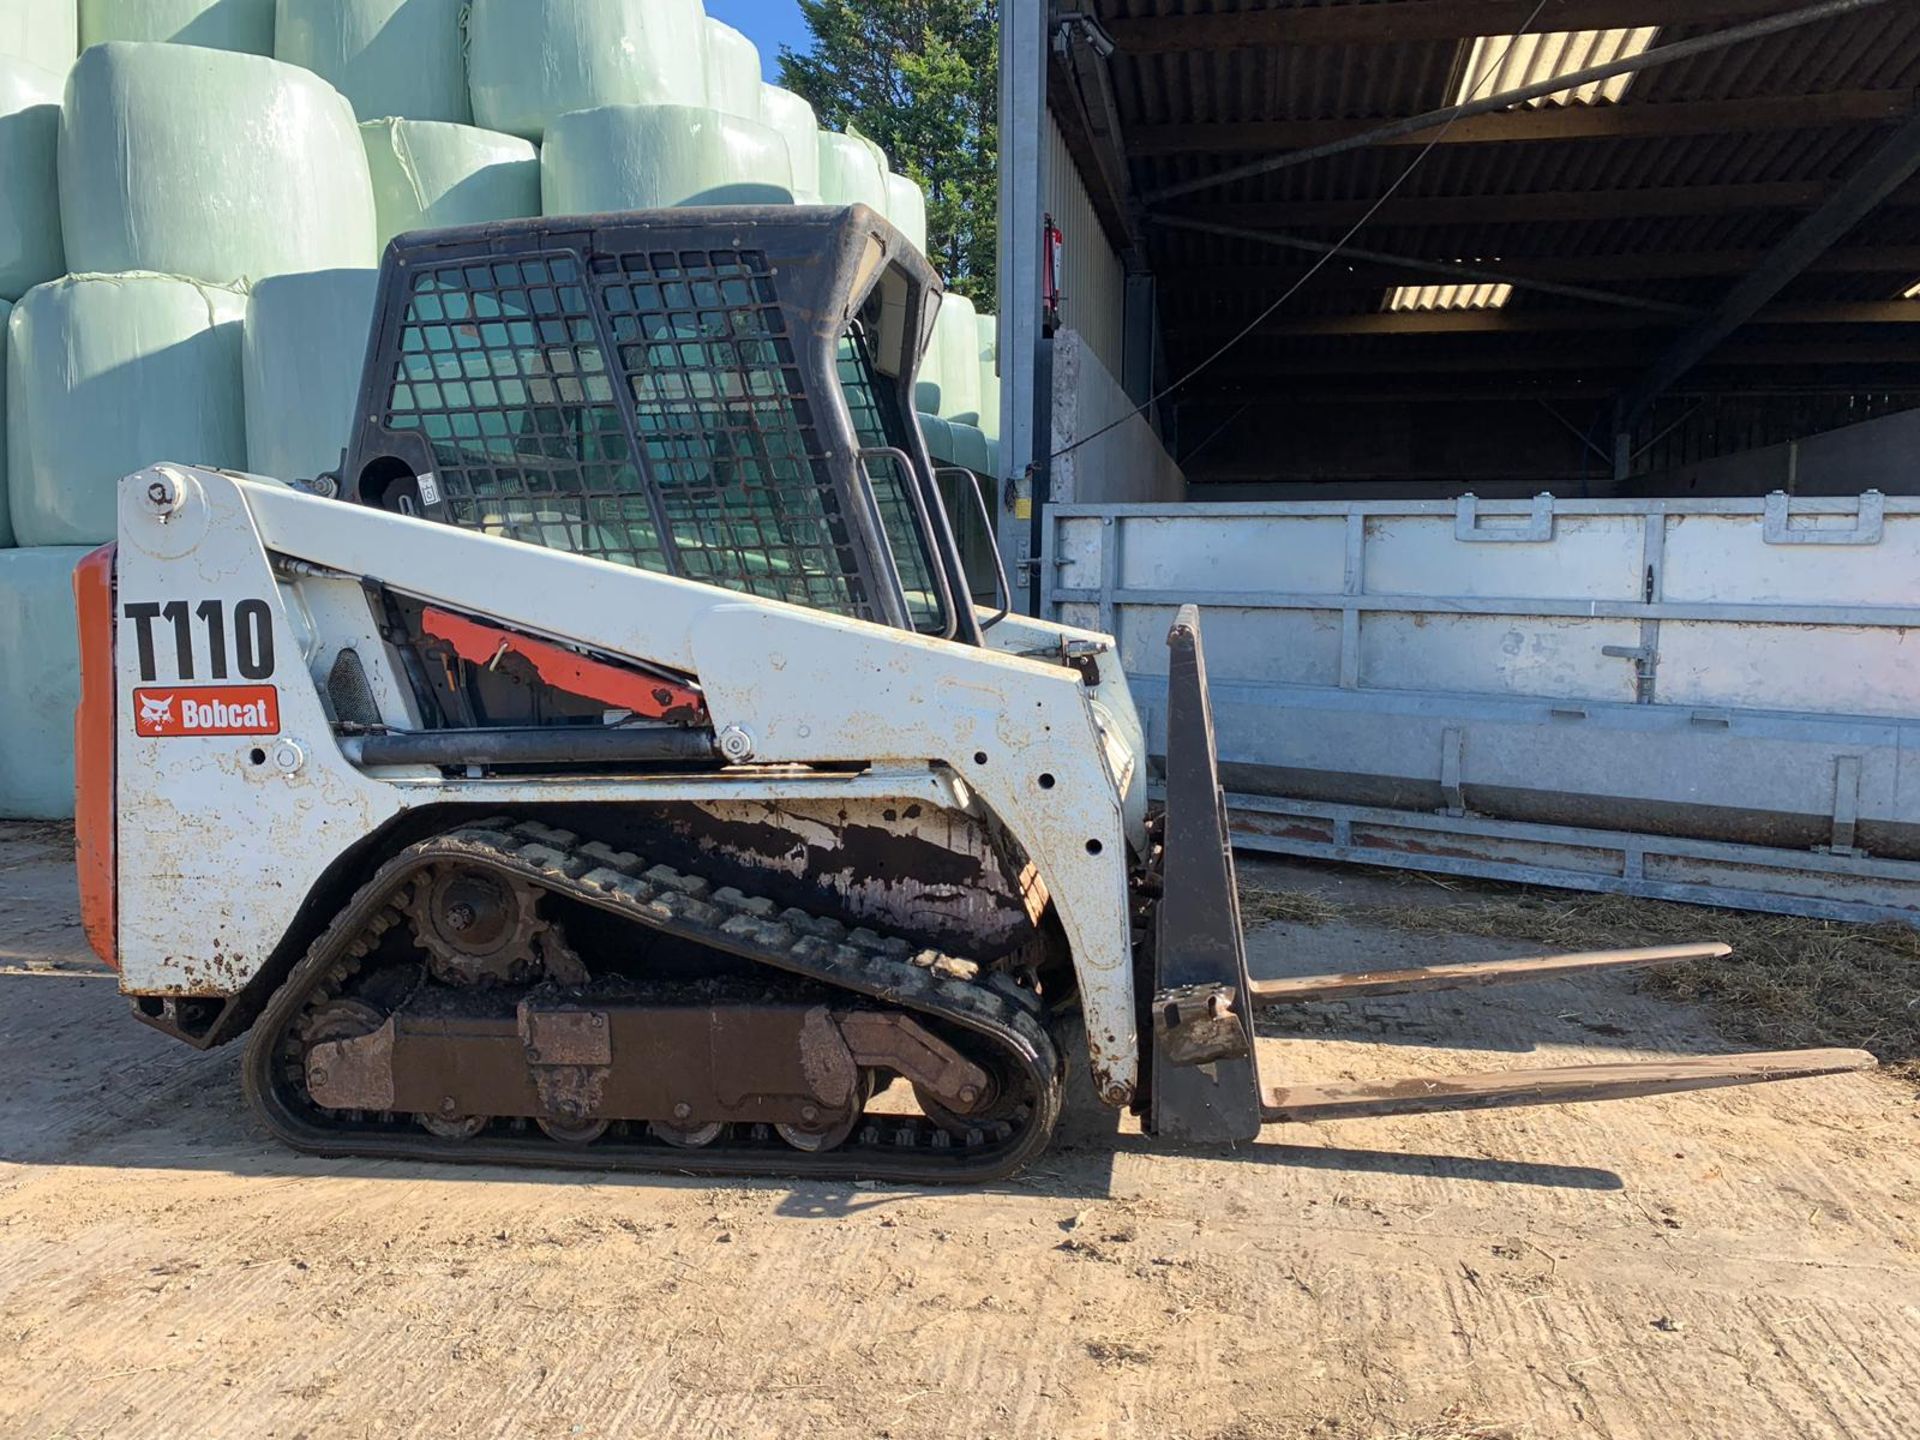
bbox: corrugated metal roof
[1059,0,1920,465]
[1456,28,1659,107]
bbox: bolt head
[143,469,189,518]
[440,1096,459,1115]
[310,1067,329,1087]
[672,1102,692,1120]
[799,1105,819,1124]
[444,902,477,933]
[957,1086,979,1106]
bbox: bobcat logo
[138,693,175,729]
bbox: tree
[779,0,998,310]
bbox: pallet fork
[1146,606,1873,1142]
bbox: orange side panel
[421,607,708,723]
[73,544,118,970]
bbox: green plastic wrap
[275,0,471,123]
[7,272,248,548]
[0,545,91,820]
[816,131,888,215]
[244,268,378,484]
[759,85,820,202]
[0,297,11,548]
[542,104,793,215]
[0,1,75,77]
[915,291,982,425]
[0,56,63,301]
[704,18,761,121]
[975,312,1000,441]
[80,0,275,54]
[884,171,928,254]
[61,43,377,286]
[362,118,540,249]
[917,412,993,476]
[467,0,707,142]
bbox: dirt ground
[1,821,1916,1440]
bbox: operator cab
[338,205,984,646]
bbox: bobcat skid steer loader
[72,206,1871,1181]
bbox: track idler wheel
[538,1117,610,1145]
[419,1113,489,1140]
[775,1073,875,1153]
[650,1119,724,1148]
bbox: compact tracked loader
[73,206,1872,1181]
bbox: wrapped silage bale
[244,268,378,484]
[7,273,248,548]
[0,56,63,301]
[275,0,471,124]
[0,297,10,548]
[542,104,793,215]
[0,1,76,75]
[362,119,540,249]
[976,312,1000,440]
[60,43,377,286]
[704,19,760,121]
[80,0,275,55]
[885,172,928,254]
[0,545,92,820]
[916,291,982,424]
[817,131,888,215]
[467,0,707,142]
[917,413,993,479]
[760,86,820,202]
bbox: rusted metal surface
[1247,942,1733,1007]
[1260,1048,1877,1124]
[1151,983,1251,1068]
[305,993,991,1132]
[837,1010,991,1111]
[307,1017,398,1112]
[519,1007,612,1067]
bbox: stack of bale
[0,0,998,820]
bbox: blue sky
[704,0,813,79]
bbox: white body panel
[113,467,1145,1103]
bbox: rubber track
[242,819,1063,1183]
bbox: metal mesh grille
[600,246,866,614]
[383,247,872,617]
[838,329,944,632]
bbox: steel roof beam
[1160,247,1920,287]
[1107,0,1809,52]
[1616,109,1920,426]
[1172,301,1920,338]
[1167,178,1919,227]
[1128,89,1917,157]
[1186,340,1920,376]
[1143,0,1892,204]
[1148,213,1694,313]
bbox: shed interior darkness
[1050,0,1920,496]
